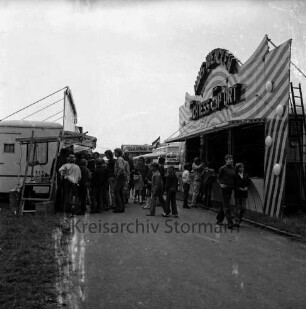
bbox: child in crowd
[234,163,249,227]
[182,163,191,209]
[191,157,204,208]
[133,169,144,204]
[164,166,179,218]
[146,162,167,216]
[202,162,217,208]
[143,161,153,209]
[216,154,235,228]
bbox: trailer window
[26,142,49,165]
[4,144,15,153]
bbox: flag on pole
[152,136,160,149]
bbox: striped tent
[170,35,292,217]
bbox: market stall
[167,35,305,217]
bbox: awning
[133,151,179,161]
[16,131,97,149]
[165,118,265,143]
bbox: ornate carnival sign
[194,48,240,95]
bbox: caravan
[0,120,62,194]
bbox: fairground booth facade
[167,35,306,218]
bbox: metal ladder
[19,132,58,215]
[289,82,306,208]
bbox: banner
[151,136,160,149]
[63,88,77,132]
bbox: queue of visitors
[55,148,249,228]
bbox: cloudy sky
[0,0,305,152]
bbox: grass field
[0,208,64,308]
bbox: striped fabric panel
[262,40,291,217]
[233,40,291,121]
[202,66,239,100]
[264,115,288,217]
[239,35,269,75]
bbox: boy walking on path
[191,157,204,208]
[164,166,179,218]
[216,154,235,228]
[234,163,249,227]
[146,163,167,216]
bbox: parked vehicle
[0,120,62,194]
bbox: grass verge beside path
[176,192,306,239]
[0,209,64,308]
[244,209,306,239]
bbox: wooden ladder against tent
[289,82,306,208]
[18,132,60,215]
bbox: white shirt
[182,170,191,184]
[59,163,81,184]
[114,157,125,178]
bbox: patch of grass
[177,192,306,239]
[211,201,306,239]
[0,209,61,308]
[245,209,306,238]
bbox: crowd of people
[53,148,179,218]
[53,147,249,227]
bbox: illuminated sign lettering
[190,84,241,120]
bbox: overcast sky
[0,0,305,152]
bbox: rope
[21,98,64,120]
[0,86,68,121]
[165,121,196,142]
[43,111,63,121]
[53,116,64,122]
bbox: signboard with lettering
[206,49,238,73]
[190,84,241,120]
[121,145,153,153]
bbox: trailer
[0,120,62,195]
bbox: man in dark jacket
[216,154,235,228]
[123,152,134,202]
[51,147,70,213]
[78,159,91,215]
[158,156,166,192]
[105,150,116,209]
[92,159,109,213]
